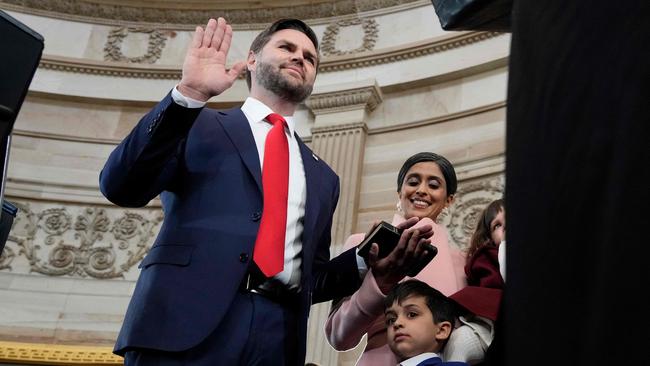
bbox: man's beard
[255,61,313,104]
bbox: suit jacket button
[251,211,262,221]
[239,253,249,263]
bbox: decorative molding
[370,101,506,135]
[104,27,168,64]
[39,55,182,79]
[36,31,505,79]
[311,122,368,135]
[0,0,421,27]
[0,341,121,365]
[13,128,125,145]
[437,175,505,249]
[3,177,138,207]
[321,17,379,56]
[2,201,163,278]
[306,84,383,114]
[322,31,503,72]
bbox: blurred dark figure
[504,1,650,365]
[0,10,42,256]
[0,201,16,254]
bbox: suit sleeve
[324,233,386,351]
[99,93,202,207]
[310,178,363,304]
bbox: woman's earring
[396,201,403,213]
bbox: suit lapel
[217,108,262,192]
[297,135,321,257]
[216,121,323,264]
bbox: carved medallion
[104,27,168,64]
[321,18,379,56]
[438,175,505,250]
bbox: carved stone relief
[0,176,503,276]
[321,18,379,56]
[438,174,505,250]
[0,246,14,271]
[0,0,420,26]
[306,82,383,116]
[104,27,168,64]
[0,201,163,278]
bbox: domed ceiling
[0,0,420,25]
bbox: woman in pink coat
[324,152,467,365]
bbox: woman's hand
[367,217,434,294]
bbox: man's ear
[434,320,453,341]
[247,50,257,73]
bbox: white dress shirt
[171,88,306,289]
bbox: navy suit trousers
[124,291,299,366]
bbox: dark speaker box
[0,10,43,253]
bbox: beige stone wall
[0,2,507,365]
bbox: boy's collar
[399,352,440,366]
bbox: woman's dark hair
[466,198,505,258]
[245,18,319,89]
[396,152,457,196]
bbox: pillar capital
[306,79,383,126]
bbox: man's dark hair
[245,18,319,89]
[384,279,458,325]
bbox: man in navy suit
[100,17,433,365]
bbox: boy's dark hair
[384,279,457,324]
[396,152,457,196]
[245,18,319,89]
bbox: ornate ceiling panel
[0,0,422,26]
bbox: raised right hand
[177,17,247,102]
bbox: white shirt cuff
[355,248,369,279]
[171,86,207,108]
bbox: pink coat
[324,214,467,366]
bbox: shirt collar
[241,97,296,136]
[400,352,440,366]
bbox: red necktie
[253,113,289,277]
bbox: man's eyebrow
[385,309,396,316]
[304,48,317,60]
[276,39,318,61]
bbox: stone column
[303,79,383,366]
